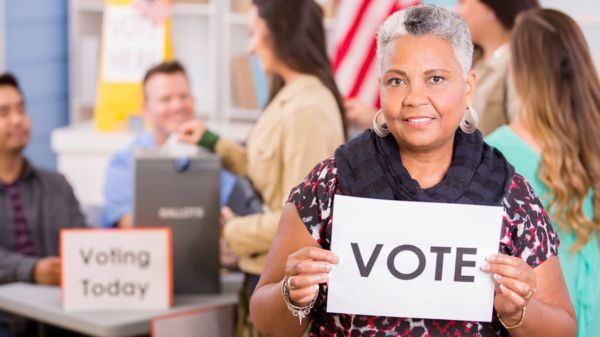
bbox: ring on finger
[287,276,296,290]
[523,287,536,299]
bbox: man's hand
[117,213,133,228]
[33,257,61,286]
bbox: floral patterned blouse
[287,158,560,337]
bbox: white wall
[540,0,600,69]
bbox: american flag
[332,0,421,108]
[134,0,173,25]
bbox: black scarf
[334,129,515,206]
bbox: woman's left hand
[482,254,537,325]
[219,206,238,268]
[220,206,236,225]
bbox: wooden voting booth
[94,0,173,131]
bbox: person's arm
[223,211,282,257]
[251,159,338,336]
[178,120,249,176]
[0,248,61,285]
[223,107,343,257]
[484,255,577,336]
[0,247,39,284]
[250,203,337,337]
[213,137,248,177]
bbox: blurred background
[0,0,598,227]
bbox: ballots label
[61,228,172,312]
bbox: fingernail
[481,263,491,271]
[493,274,501,281]
[328,264,335,271]
[315,285,320,291]
[487,255,496,262]
[500,284,506,290]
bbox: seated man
[0,73,87,336]
[102,60,234,228]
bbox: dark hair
[479,0,540,29]
[253,0,346,139]
[0,73,22,95]
[143,60,188,96]
[511,8,600,252]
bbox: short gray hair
[376,4,474,79]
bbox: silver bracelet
[281,276,317,325]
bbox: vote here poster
[94,0,172,131]
[327,195,504,322]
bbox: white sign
[327,195,504,322]
[101,5,166,83]
[61,228,172,312]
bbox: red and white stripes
[134,0,173,25]
[332,0,420,107]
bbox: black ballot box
[133,148,221,295]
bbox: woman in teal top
[486,9,600,337]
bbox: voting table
[0,273,244,337]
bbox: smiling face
[379,35,476,152]
[143,72,195,140]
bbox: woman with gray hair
[249,5,576,336]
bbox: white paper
[159,133,200,157]
[62,229,171,312]
[327,195,504,322]
[101,5,166,83]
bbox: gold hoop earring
[373,110,391,137]
[460,106,479,134]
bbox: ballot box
[133,149,221,295]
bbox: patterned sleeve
[287,158,339,250]
[500,174,560,268]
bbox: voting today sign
[61,228,172,312]
[327,195,504,322]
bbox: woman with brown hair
[487,8,600,337]
[178,0,345,286]
[455,0,539,136]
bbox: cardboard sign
[61,228,172,312]
[327,195,504,322]
[94,0,172,131]
[151,305,234,337]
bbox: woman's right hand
[284,247,339,306]
[177,119,206,144]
